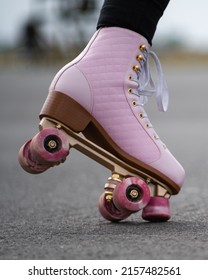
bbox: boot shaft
[48,27,185,188]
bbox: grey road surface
[0,59,208,260]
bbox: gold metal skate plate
[39,117,172,197]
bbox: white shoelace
[132,50,169,112]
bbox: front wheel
[113,177,150,212]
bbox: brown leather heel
[40,91,92,133]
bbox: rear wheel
[98,192,131,222]
[29,128,70,164]
[18,139,49,174]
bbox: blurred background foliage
[0,0,208,67]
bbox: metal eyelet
[145,123,149,128]
[136,54,144,61]
[139,44,147,51]
[132,101,137,107]
[128,75,132,80]
[139,113,143,119]
[128,88,132,94]
[133,65,140,72]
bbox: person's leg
[97,0,170,45]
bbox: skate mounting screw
[126,185,142,202]
[146,178,151,184]
[109,173,123,182]
[48,140,57,149]
[55,124,62,129]
[105,194,113,202]
[129,189,139,199]
[44,135,62,153]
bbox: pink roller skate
[19,27,185,222]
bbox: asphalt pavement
[0,57,208,260]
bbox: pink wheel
[113,177,150,212]
[29,128,69,165]
[98,192,131,222]
[18,139,50,174]
[142,196,171,222]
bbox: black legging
[97,0,170,45]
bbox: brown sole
[40,91,180,195]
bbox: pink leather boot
[40,27,185,221]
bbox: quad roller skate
[18,27,185,222]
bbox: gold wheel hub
[48,140,57,149]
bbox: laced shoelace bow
[131,49,169,112]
